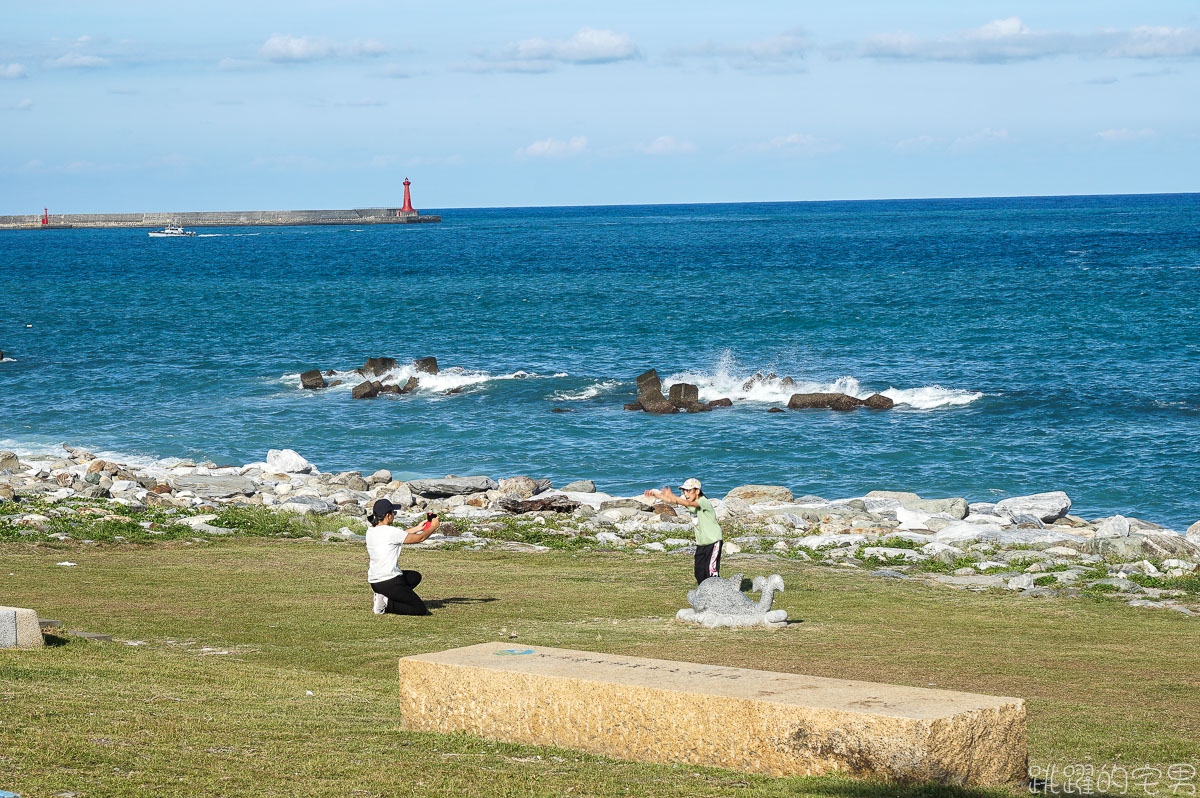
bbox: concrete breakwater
[0,207,440,230]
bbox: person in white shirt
[366,498,439,615]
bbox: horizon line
[6,190,1197,218]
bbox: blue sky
[1,1,1197,212]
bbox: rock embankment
[2,447,1198,617]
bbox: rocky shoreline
[2,446,1199,617]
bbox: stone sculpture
[676,573,787,628]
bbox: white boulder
[995,491,1071,523]
[266,449,317,475]
[1094,515,1131,539]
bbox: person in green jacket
[645,477,723,584]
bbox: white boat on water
[148,222,196,237]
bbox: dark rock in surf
[399,376,419,394]
[668,383,700,407]
[787,393,864,412]
[635,369,661,394]
[623,400,644,411]
[767,407,785,413]
[708,398,733,408]
[742,372,765,391]
[639,386,679,415]
[300,369,326,390]
[352,381,381,400]
[362,357,398,377]
[413,356,439,375]
[864,393,895,410]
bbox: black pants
[370,570,430,616]
[694,541,723,584]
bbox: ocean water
[2,194,1199,528]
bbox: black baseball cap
[372,498,399,519]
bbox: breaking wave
[551,379,621,401]
[662,352,982,410]
[280,364,567,395]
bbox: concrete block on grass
[0,606,44,648]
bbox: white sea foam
[0,438,167,470]
[280,364,565,394]
[0,357,14,363]
[662,353,981,410]
[552,379,620,401]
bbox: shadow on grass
[425,596,498,610]
[41,633,71,647]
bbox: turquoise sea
[2,194,1198,528]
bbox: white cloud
[15,98,33,111]
[642,136,697,155]
[519,136,588,158]
[49,52,110,69]
[970,17,1032,40]
[1096,128,1155,142]
[894,135,942,152]
[1108,26,1200,58]
[1,63,27,79]
[857,17,1200,63]
[347,39,388,57]
[508,27,639,64]
[951,128,1009,152]
[472,28,639,71]
[666,30,808,70]
[753,133,841,156]
[259,34,388,63]
[261,35,335,62]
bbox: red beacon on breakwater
[399,178,417,217]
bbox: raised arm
[403,515,440,545]
[644,485,700,508]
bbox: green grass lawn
[2,539,1197,797]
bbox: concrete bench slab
[0,606,44,648]
[398,642,1025,786]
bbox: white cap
[680,478,702,491]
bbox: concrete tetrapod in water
[677,573,788,628]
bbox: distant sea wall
[0,208,441,230]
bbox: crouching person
[367,498,439,616]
